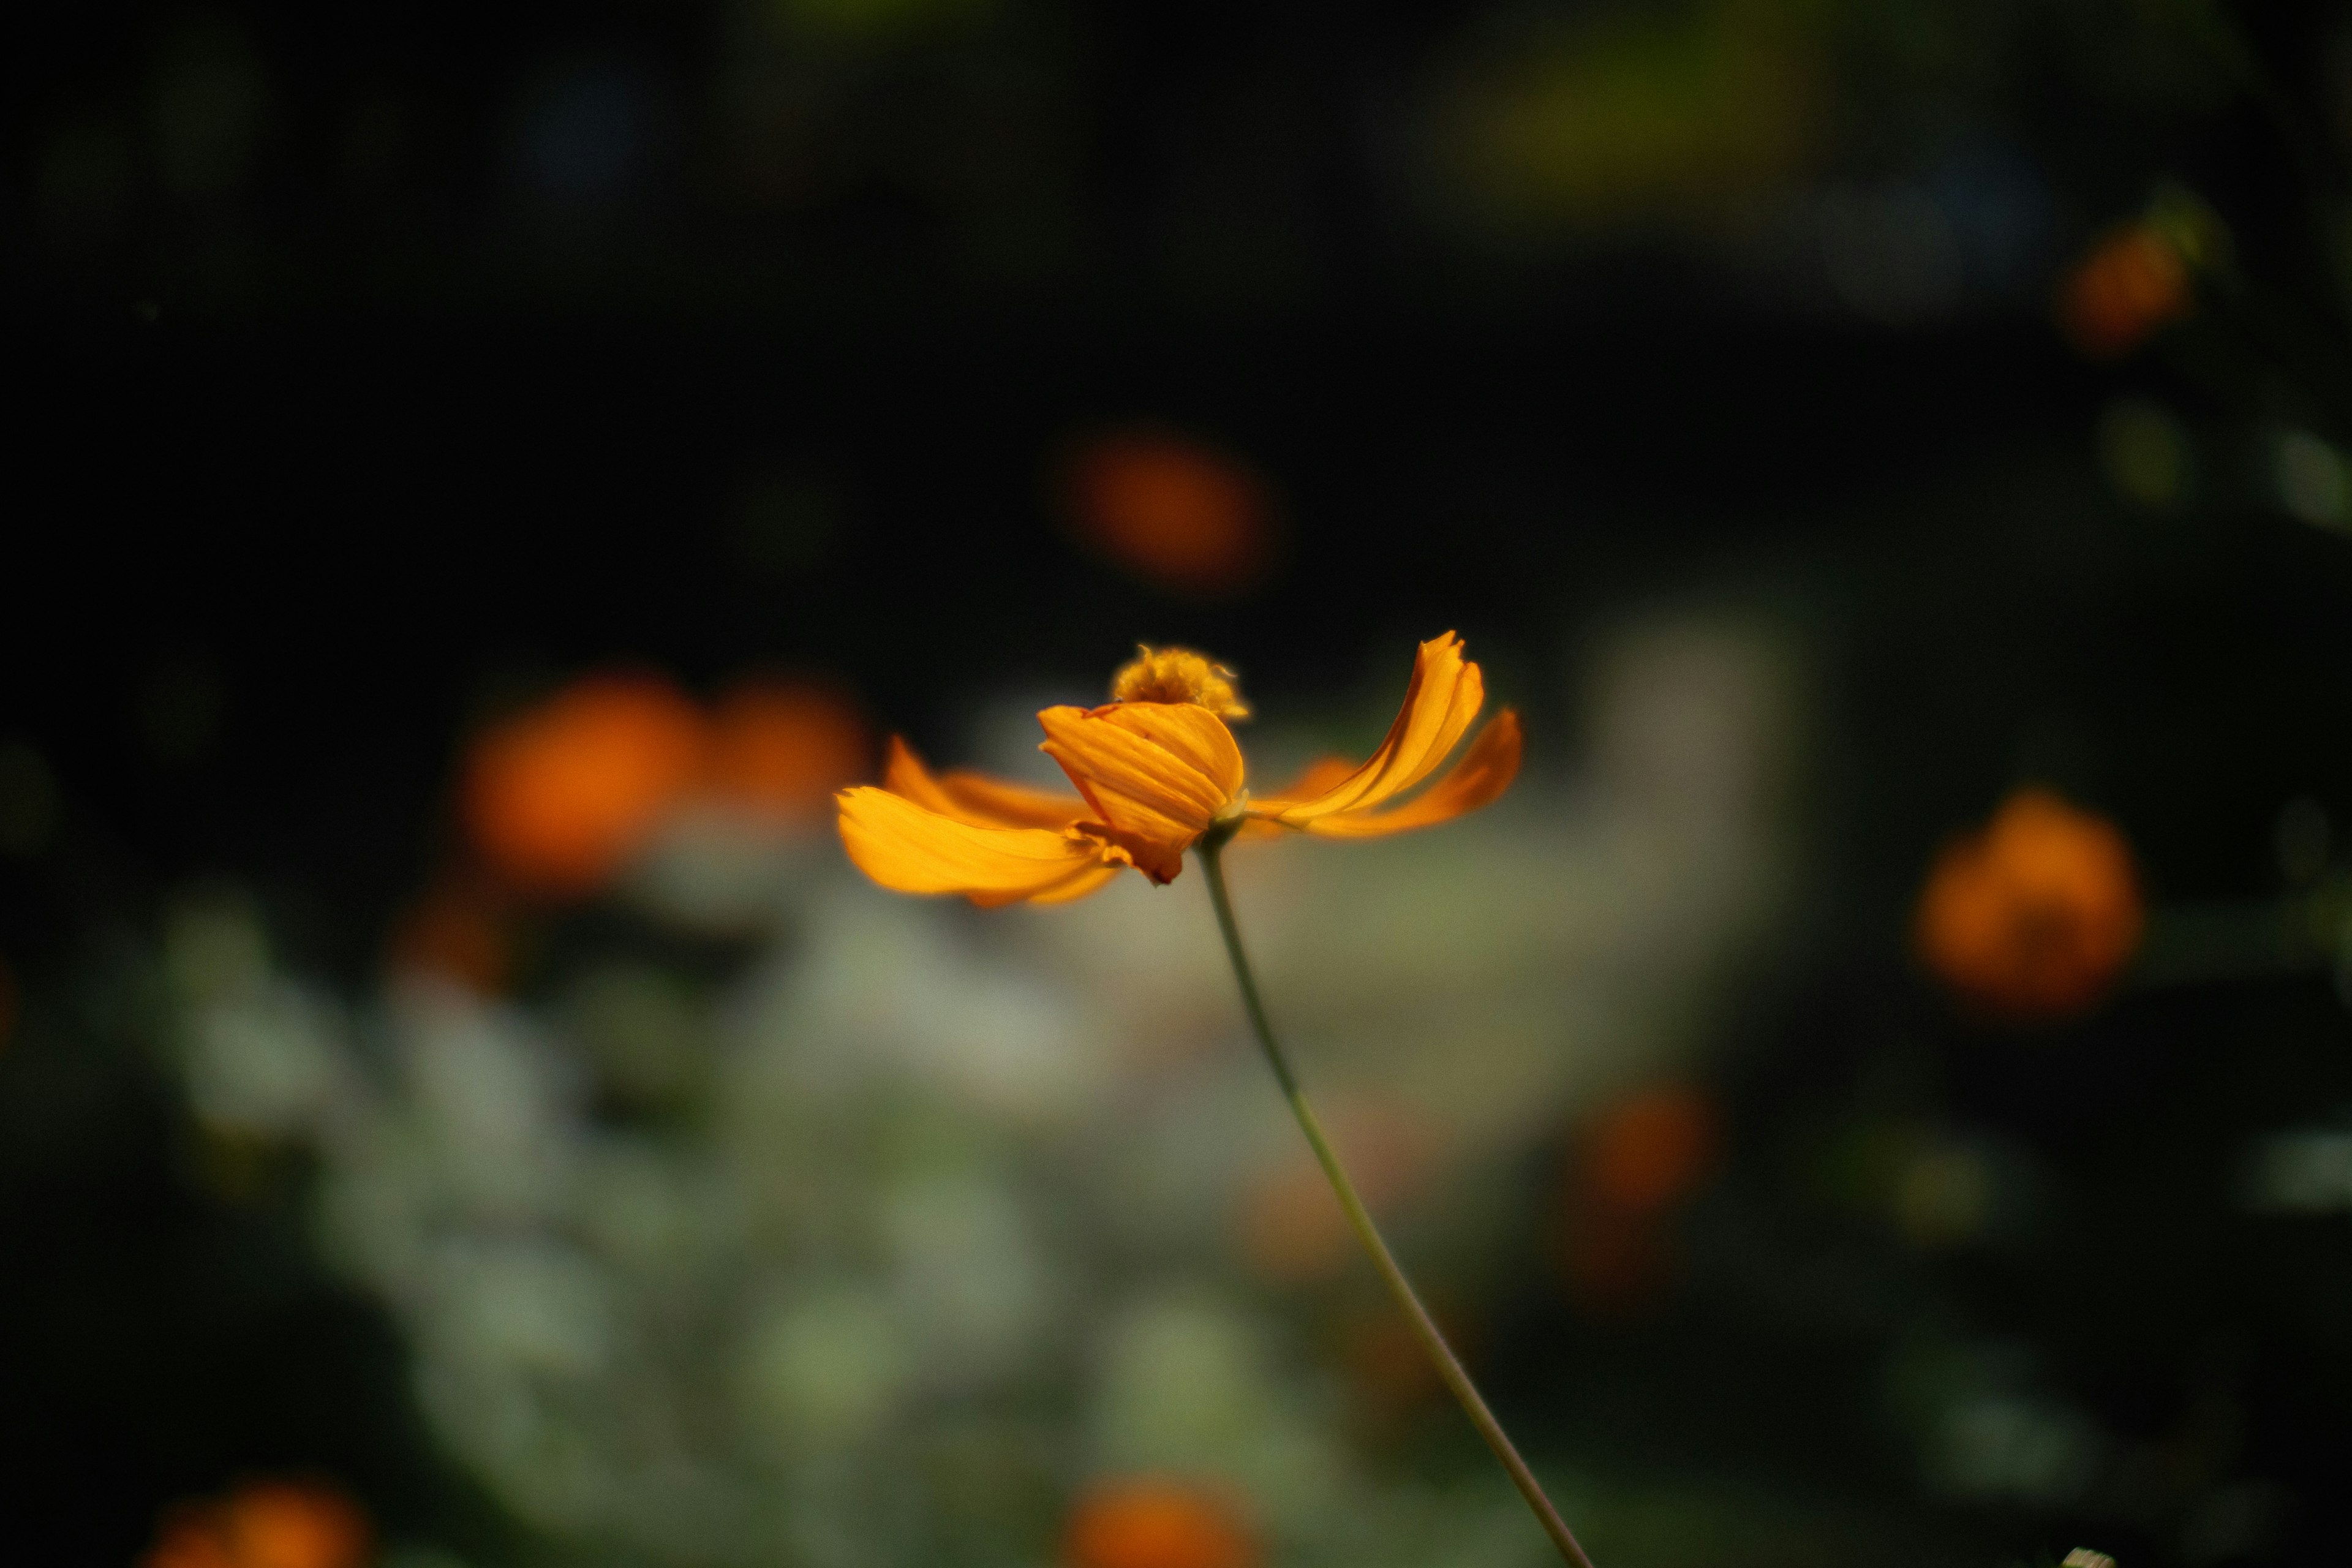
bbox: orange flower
[2058,222,2192,357]
[462,674,709,896]
[706,680,872,820]
[143,1480,371,1568]
[1915,787,2143,1021]
[1063,1480,1257,1568]
[835,634,1521,905]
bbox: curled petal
[1284,709,1521,838]
[837,786,1120,906]
[1267,633,1488,824]
[1038,701,1245,859]
[882,737,1088,829]
[1076,818,1189,884]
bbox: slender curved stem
[1196,841,1596,1568]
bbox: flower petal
[837,786,1119,905]
[1026,862,1126,903]
[882,737,1088,829]
[1038,701,1245,854]
[1286,709,1521,838]
[1236,753,1355,839]
[1265,633,1488,824]
[1249,754,1360,813]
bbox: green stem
[1196,840,1597,1568]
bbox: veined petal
[1267,633,1488,824]
[837,786,1119,905]
[1038,701,1245,854]
[1284,709,1521,838]
[882,737,1088,829]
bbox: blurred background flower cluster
[9,0,2352,1565]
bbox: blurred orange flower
[1338,1298,1480,1431]
[838,633,1521,903]
[1236,1099,1432,1283]
[1555,1085,1720,1315]
[1063,1480,1257,1568]
[143,1479,371,1568]
[1915,787,2143,1021]
[462,674,708,895]
[1064,429,1277,597]
[706,680,872,820]
[2059,223,2192,357]
[1585,1085,1719,1216]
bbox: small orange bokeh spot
[1235,1101,1431,1284]
[462,674,709,897]
[1915,787,2143,1022]
[2058,224,2192,358]
[1337,1300,1477,1430]
[1585,1085,1719,1216]
[1555,1085,1719,1316]
[1065,430,1276,597]
[706,680,872,821]
[1063,1480,1257,1568]
[143,1480,371,1568]
[390,876,512,994]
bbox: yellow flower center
[1110,646,1251,721]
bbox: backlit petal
[1038,701,1245,855]
[882,737,1088,829]
[1267,633,1487,824]
[837,786,1117,905]
[1286,709,1521,838]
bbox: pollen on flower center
[1110,646,1251,720]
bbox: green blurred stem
[1196,839,1596,1568]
